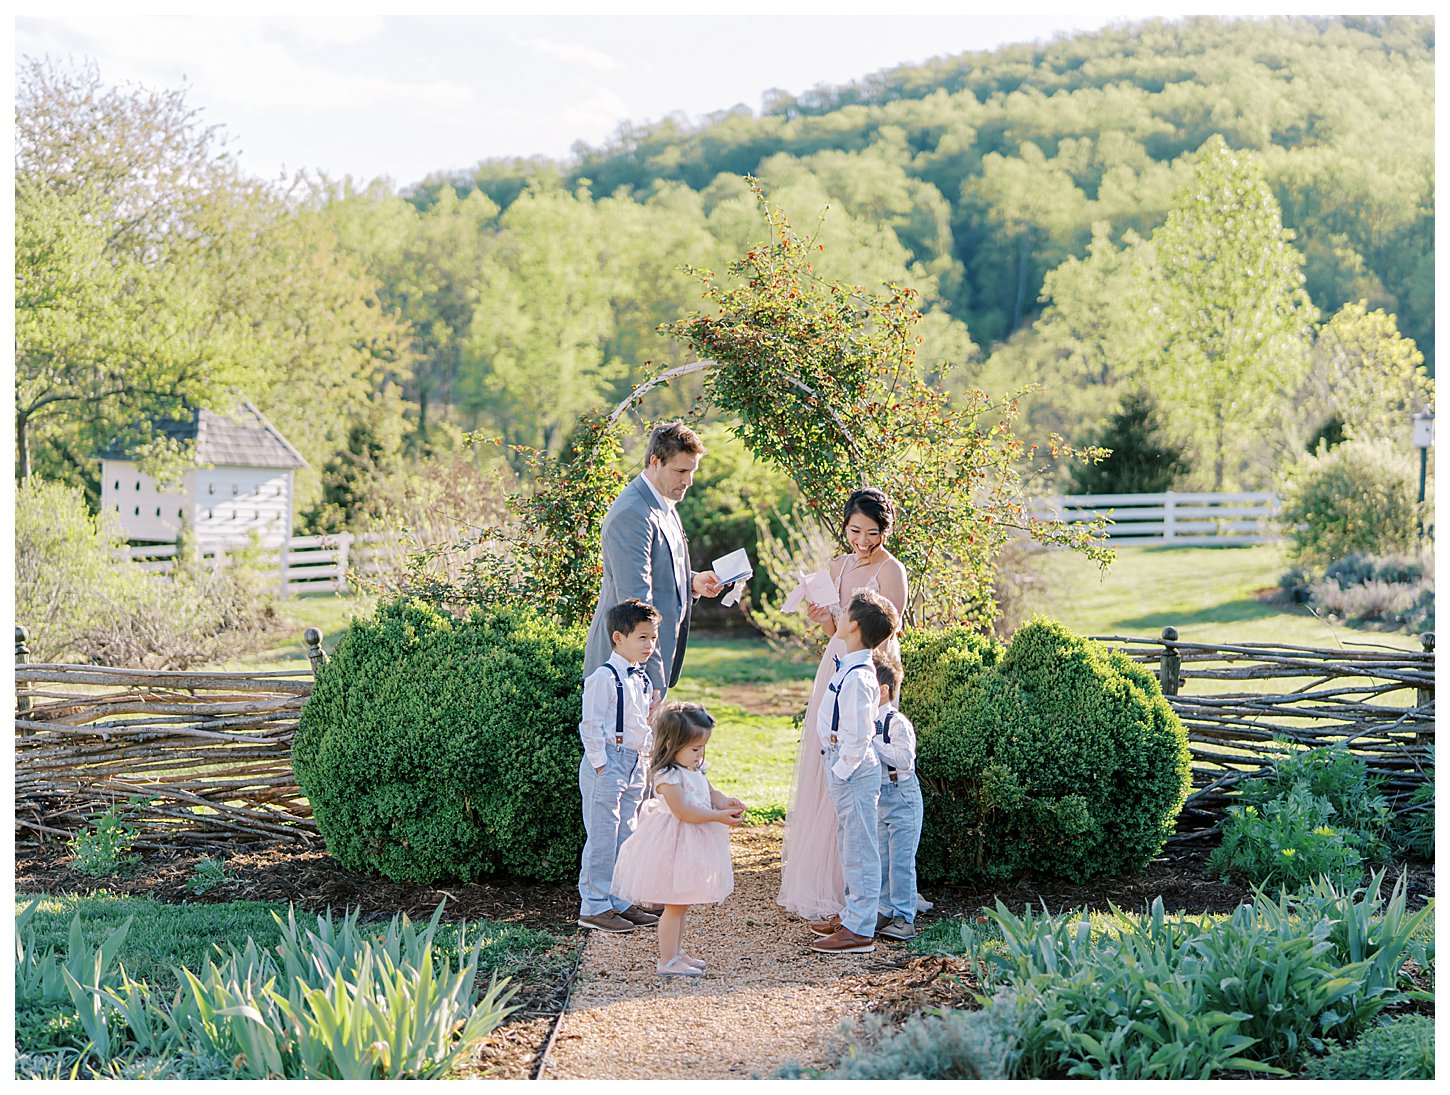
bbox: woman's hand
[806,601,836,634]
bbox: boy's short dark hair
[607,598,662,640]
[645,421,706,466]
[872,649,902,699]
[847,589,900,650]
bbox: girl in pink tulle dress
[612,702,746,977]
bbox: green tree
[1067,391,1189,494]
[1144,136,1317,489]
[1297,301,1433,449]
[14,58,409,508]
[459,184,628,455]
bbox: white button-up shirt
[817,648,880,780]
[875,702,917,779]
[642,473,689,617]
[579,651,654,768]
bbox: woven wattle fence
[13,627,328,851]
[12,625,1435,852]
[1092,627,1435,841]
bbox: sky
[8,2,1336,191]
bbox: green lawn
[1023,542,1424,652]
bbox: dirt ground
[14,827,1434,1080]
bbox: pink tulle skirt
[611,798,734,906]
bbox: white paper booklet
[782,568,839,615]
[711,549,753,607]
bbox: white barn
[98,402,307,552]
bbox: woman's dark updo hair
[840,487,894,543]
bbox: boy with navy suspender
[577,598,664,933]
[808,589,902,954]
[870,651,922,941]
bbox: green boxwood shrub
[901,617,1190,883]
[293,598,586,883]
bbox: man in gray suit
[583,422,723,705]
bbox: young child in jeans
[871,650,922,941]
[577,598,664,933]
[808,589,901,954]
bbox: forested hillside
[16,15,1434,514]
[423,14,1433,365]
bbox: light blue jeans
[825,746,882,938]
[877,771,923,922]
[577,748,646,917]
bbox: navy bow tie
[627,665,648,679]
[833,655,842,671]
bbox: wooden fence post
[336,532,352,593]
[305,628,329,675]
[1159,625,1182,696]
[15,625,31,718]
[1416,631,1434,747]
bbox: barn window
[155,507,161,517]
[134,506,140,516]
[177,509,184,518]
[207,509,213,519]
[231,484,238,496]
[208,483,214,495]
[113,480,119,490]
[135,481,141,491]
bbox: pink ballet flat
[656,955,702,978]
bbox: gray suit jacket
[583,474,695,692]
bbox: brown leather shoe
[808,914,842,937]
[617,905,660,927]
[810,926,875,954]
[577,911,635,933]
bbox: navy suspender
[876,710,899,779]
[826,662,874,745]
[602,664,648,749]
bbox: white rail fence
[1033,491,1281,545]
[117,532,402,593]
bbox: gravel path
[542,823,902,1080]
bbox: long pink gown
[776,556,904,920]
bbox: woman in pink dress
[777,488,910,921]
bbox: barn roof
[96,401,308,469]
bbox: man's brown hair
[645,421,706,466]
[847,589,900,650]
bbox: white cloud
[16,15,472,113]
[510,33,623,73]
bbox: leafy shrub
[1303,1015,1435,1079]
[799,1006,1021,1080]
[186,856,232,895]
[935,876,1432,1079]
[1278,439,1425,566]
[1209,745,1391,888]
[14,478,135,662]
[67,801,146,878]
[293,597,586,883]
[13,899,515,1080]
[901,617,1191,884]
[14,478,281,668]
[1276,551,1434,632]
[744,505,841,652]
[1389,771,1434,859]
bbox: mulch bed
[15,838,1435,1079]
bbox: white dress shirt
[579,651,654,768]
[816,648,880,780]
[875,703,917,779]
[641,473,689,618]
